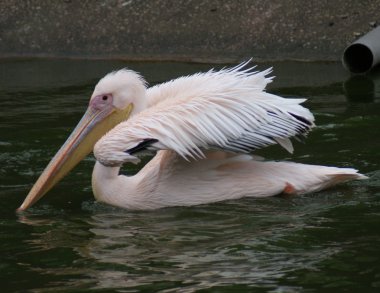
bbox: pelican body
[18,62,366,211]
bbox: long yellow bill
[17,103,133,211]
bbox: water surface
[0,59,379,292]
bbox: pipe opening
[343,43,374,74]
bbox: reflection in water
[17,198,356,291]
[344,75,375,102]
[343,67,380,102]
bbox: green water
[0,59,379,292]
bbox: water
[1,59,379,292]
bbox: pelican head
[18,69,147,211]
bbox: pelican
[18,62,367,211]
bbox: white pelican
[18,62,367,211]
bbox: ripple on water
[12,195,352,290]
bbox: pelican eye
[102,95,108,101]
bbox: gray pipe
[342,26,380,74]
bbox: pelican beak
[17,103,133,211]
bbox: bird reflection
[17,201,344,291]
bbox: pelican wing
[95,63,314,163]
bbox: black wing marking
[126,138,159,155]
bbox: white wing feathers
[97,63,315,161]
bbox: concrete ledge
[1,0,379,62]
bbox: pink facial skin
[90,94,113,111]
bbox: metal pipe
[342,26,380,74]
